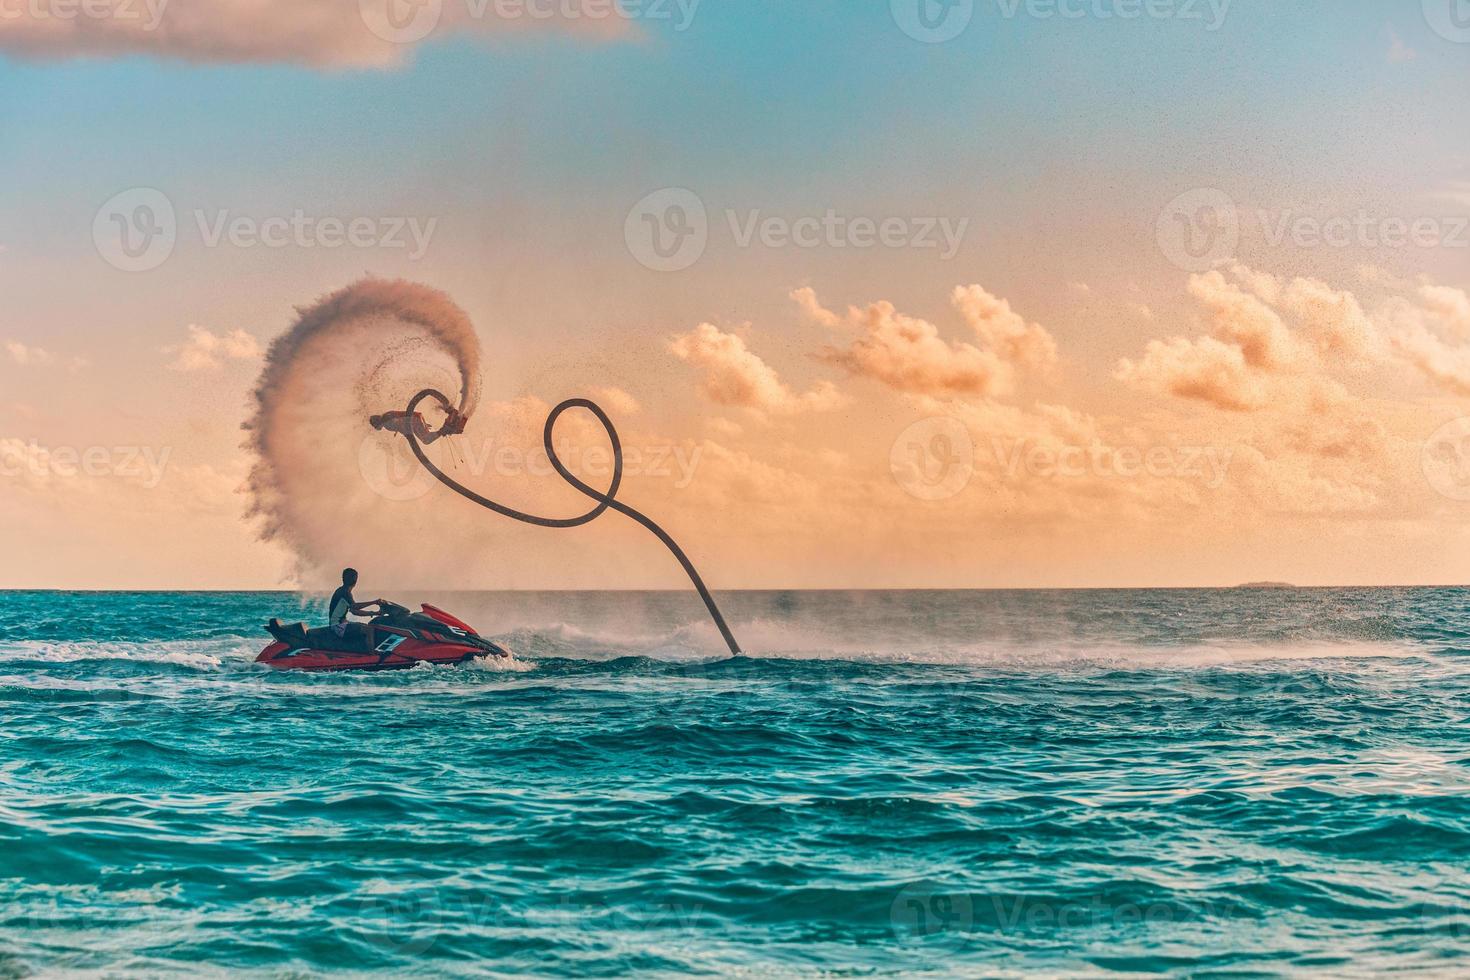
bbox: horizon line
[0,583,1465,594]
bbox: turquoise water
[2,588,1468,976]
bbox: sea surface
[1,588,1468,977]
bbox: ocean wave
[0,636,248,670]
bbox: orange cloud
[951,284,1058,373]
[1374,281,1470,396]
[1187,270,1298,370]
[1117,264,1393,412]
[589,386,641,417]
[1271,275,1377,361]
[790,287,842,329]
[670,323,846,418]
[1115,336,1268,411]
[795,286,1056,399]
[0,0,632,68]
[1389,319,1470,396]
[1419,285,1470,339]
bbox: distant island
[1232,582,1296,589]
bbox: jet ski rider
[330,568,385,649]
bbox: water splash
[242,278,483,582]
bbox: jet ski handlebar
[372,600,412,621]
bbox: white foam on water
[462,653,538,674]
[0,637,251,670]
[496,617,1429,670]
[0,616,1434,701]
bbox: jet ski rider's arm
[350,599,385,616]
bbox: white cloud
[706,417,744,439]
[4,341,54,366]
[164,325,261,372]
[589,386,640,417]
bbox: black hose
[397,389,743,657]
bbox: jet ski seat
[266,619,373,653]
[266,619,309,646]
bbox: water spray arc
[389,388,744,658]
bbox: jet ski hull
[256,604,510,672]
[257,636,486,672]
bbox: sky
[0,0,1468,590]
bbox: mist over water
[2,587,1468,975]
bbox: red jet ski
[257,601,510,672]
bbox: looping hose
[398,388,742,656]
